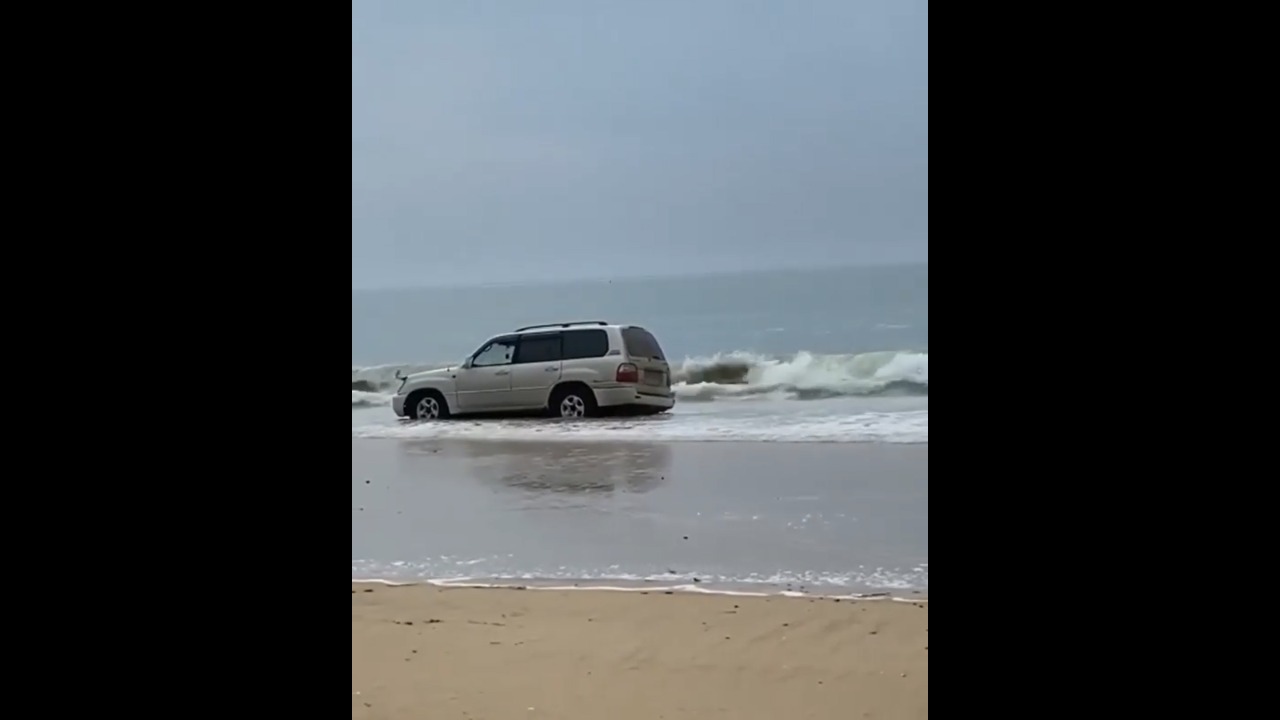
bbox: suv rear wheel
[550,385,597,418]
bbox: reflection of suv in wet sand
[391,321,675,420]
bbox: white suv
[391,321,675,420]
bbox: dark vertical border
[54,3,348,713]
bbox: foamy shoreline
[351,576,928,602]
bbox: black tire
[406,390,450,420]
[549,384,598,418]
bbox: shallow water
[352,438,928,593]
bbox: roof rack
[515,320,609,332]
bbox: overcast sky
[352,0,928,289]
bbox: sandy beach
[352,583,928,720]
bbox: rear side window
[514,334,562,364]
[622,327,666,360]
[561,329,609,360]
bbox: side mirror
[461,357,473,369]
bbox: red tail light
[616,363,639,383]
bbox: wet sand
[352,583,929,720]
[353,439,928,592]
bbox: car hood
[408,367,454,380]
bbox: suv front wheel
[550,385,598,419]
[408,391,450,420]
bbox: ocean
[352,262,928,595]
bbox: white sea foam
[352,390,392,408]
[351,409,927,444]
[352,565,928,600]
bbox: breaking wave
[352,350,927,407]
[672,350,926,401]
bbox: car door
[508,332,563,409]
[455,337,516,411]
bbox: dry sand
[352,583,928,720]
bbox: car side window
[513,333,562,364]
[472,338,516,367]
[561,329,609,360]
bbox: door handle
[495,370,510,376]
[544,366,559,372]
